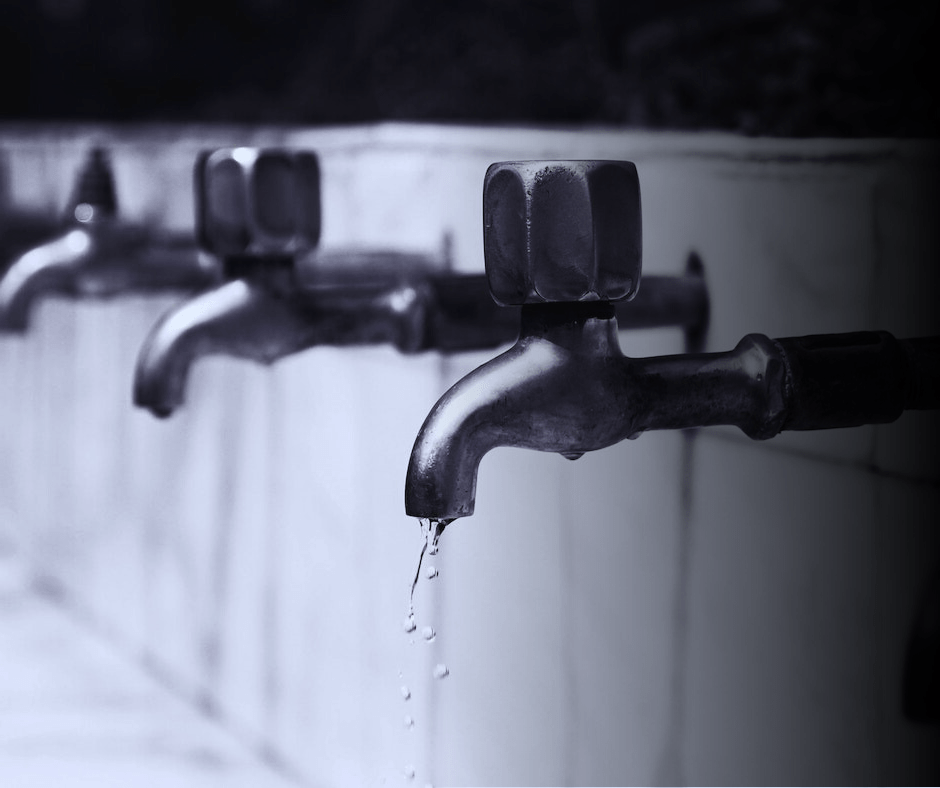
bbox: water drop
[422,626,436,642]
[560,450,584,461]
[400,684,411,701]
[424,517,452,549]
[425,566,438,580]
[627,430,643,440]
[403,714,415,729]
[433,663,449,680]
[404,764,416,780]
[403,613,416,634]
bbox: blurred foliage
[2,0,938,136]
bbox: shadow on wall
[2,0,938,136]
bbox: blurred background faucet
[405,160,940,524]
[134,147,711,419]
[0,151,60,273]
[0,147,215,332]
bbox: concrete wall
[1,123,938,785]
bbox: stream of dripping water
[399,517,453,784]
[408,518,449,608]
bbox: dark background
[2,0,938,137]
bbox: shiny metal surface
[0,149,214,332]
[484,160,641,306]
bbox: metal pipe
[422,257,708,354]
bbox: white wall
[1,123,938,786]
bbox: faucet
[405,160,940,524]
[134,148,711,418]
[1,152,60,273]
[133,147,439,417]
[0,148,215,332]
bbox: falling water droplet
[403,612,416,633]
[400,684,411,700]
[404,764,416,780]
[560,450,584,460]
[425,566,438,580]
[422,626,436,642]
[403,714,415,729]
[433,663,449,680]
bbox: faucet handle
[68,148,118,221]
[195,148,321,258]
[483,160,641,306]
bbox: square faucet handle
[483,160,642,306]
[195,148,321,258]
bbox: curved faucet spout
[1,147,212,332]
[0,230,93,331]
[407,304,639,519]
[0,224,211,332]
[133,279,320,417]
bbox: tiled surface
[0,543,303,788]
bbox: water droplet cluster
[396,517,453,783]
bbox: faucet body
[134,252,442,417]
[134,148,456,417]
[0,221,213,331]
[406,301,938,520]
[0,149,212,332]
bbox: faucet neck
[519,301,622,356]
[221,255,296,293]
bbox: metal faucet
[133,147,443,417]
[0,148,214,332]
[405,160,940,523]
[1,152,60,273]
[133,148,711,419]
